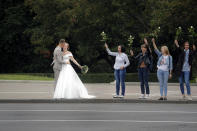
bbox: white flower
[178,26,182,29]
[158,27,160,29]
[190,26,194,28]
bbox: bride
[53,43,95,99]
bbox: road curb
[0,99,196,104]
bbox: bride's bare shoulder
[67,51,72,54]
[63,51,73,57]
[63,51,71,54]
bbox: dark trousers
[138,67,150,94]
[114,69,126,96]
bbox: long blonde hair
[161,46,170,56]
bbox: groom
[52,39,69,89]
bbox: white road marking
[0,110,197,114]
[0,119,196,124]
[0,92,49,94]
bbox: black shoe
[163,97,167,101]
[158,97,163,100]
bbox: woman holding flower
[130,38,153,99]
[152,38,173,101]
[105,43,130,98]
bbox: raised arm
[105,43,118,56]
[174,40,183,54]
[130,49,134,57]
[152,38,162,57]
[130,49,143,59]
[174,40,180,48]
[192,44,196,55]
[130,49,141,59]
[152,38,158,50]
[193,44,196,51]
[144,38,152,54]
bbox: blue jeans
[114,69,126,96]
[138,67,150,94]
[157,70,169,97]
[179,71,191,95]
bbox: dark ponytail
[119,45,126,52]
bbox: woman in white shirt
[152,38,173,101]
[105,43,130,98]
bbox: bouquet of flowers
[128,35,135,47]
[100,31,108,42]
[188,26,196,37]
[149,27,160,38]
[175,26,182,40]
[188,26,196,44]
[81,65,89,74]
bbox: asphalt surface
[0,103,197,131]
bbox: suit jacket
[52,46,65,70]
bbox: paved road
[0,103,197,131]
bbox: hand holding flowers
[81,65,89,74]
[188,26,196,37]
[175,26,182,40]
[130,49,134,56]
[128,35,135,48]
[100,31,108,42]
[150,27,160,39]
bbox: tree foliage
[0,0,197,73]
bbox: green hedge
[1,73,193,83]
[79,73,181,83]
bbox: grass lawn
[0,74,53,81]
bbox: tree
[0,0,34,72]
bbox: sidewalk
[0,80,197,103]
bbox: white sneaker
[110,80,116,84]
[119,95,124,99]
[187,96,192,101]
[139,94,145,99]
[145,94,150,99]
[182,95,186,100]
[113,95,119,98]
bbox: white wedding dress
[53,53,95,99]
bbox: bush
[89,59,113,73]
[79,73,180,83]
[1,73,195,83]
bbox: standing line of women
[105,38,196,100]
